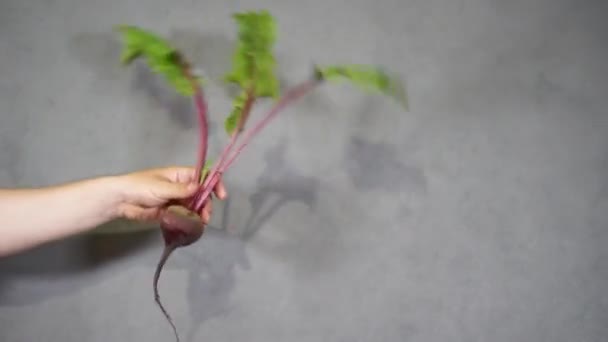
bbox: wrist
[90,175,129,222]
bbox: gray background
[1,0,607,341]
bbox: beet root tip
[154,206,206,342]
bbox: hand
[112,166,227,224]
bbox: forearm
[0,176,122,257]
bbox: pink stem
[192,79,319,211]
[192,85,209,186]
[191,93,255,212]
[181,77,210,213]
[223,80,319,170]
[203,94,255,189]
[189,141,229,211]
[192,89,255,211]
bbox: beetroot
[154,206,204,341]
[115,10,408,341]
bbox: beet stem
[206,93,255,188]
[153,243,181,342]
[192,84,209,186]
[192,89,255,213]
[174,68,210,212]
[192,79,319,211]
[223,80,319,171]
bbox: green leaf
[316,64,409,110]
[115,25,199,96]
[223,10,280,99]
[224,91,248,135]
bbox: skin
[0,166,227,258]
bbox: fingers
[144,166,227,199]
[118,204,162,222]
[149,180,199,202]
[123,203,211,228]
[121,166,227,226]
[201,199,212,224]
[199,179,227,224]
[187,179,224,225]
[213,179,227,200]
[122,197,214,226]
[143,166,198,184]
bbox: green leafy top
[315,64,409,110]
[223,10,280,135]
[224,10,280,98]
[115,25,199,96]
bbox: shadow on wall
[239,135,320,240]
[344,136,427,195]
[167,29,235,84]
[118,206,249,342]
[66,27,334,153]
[176,222,250,342]
[129,28,239,131]
[67,30,229,131]
[131,62,197,129]
[226,136,357,280]
[0,29,411,337]
[0,202,249,333]
[342,92,426,197]
[67,31,124,84]
[151,132,324,339]
[0,220,158,307]
[0,135,414,337]
[67,27,236,81]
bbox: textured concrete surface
[1,0,607,341]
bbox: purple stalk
[192,79,320,211]
[204,91,256,188]
[192,84,209,186]
[222,80,319,171]
[191,90,256,212]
